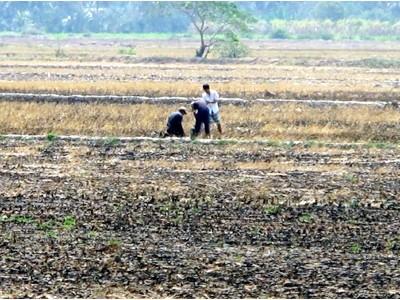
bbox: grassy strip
[0,102,398,143]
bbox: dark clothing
[166,111,185,137]
[192,100,209,116]
[192,100,210,136]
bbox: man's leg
[169,127,180,136]
[217,123,222,135]
[193,118,202,137]
[214,112,223,135]
[162,128,172,138]
[172,127,184,137]
[204,120,210,139]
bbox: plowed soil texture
[0,139,399,298]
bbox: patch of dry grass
[129,159,346,174]
[0,79,398,101]
[2,61,399,83]
[235,161,347,173]
[2,39,400,101]
[3,39,400,61]
[0,101,398,143]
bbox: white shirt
[202,90,219,114]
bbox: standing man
[164,106,187,137]
[202,83,223,135]
[190,100,210,139]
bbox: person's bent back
[165,107,187,137]
[191,100,210,138]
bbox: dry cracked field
[1,37,400,101]
[0,139,399,298]
[0,36,399,298]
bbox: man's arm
[213,91,219,103]
[207,91,219,104]
[215,91,220,107]
[202,92,213,105]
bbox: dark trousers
[166,127,184,137]
[193,116,210,136]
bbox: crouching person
[163,106,187,137]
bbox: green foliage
[304,140,317,149]
[191,207,202,215]
[62,216,76,230]
[297,32,335,40]
[271,28,290,39]
[264,205,281,215]
[349,198,360,209]
[320,32,335,40]
[250,225,262,236]
[37,220,56,231]
[108,238,122,248]
[386,238,400,251]
[118,47,136,56]
[46,131,58,142]
[215,32,249,58]
[160,201,175,213]
[87,231,99,238]
[0,215,34,224]
[344,174,359,184]
[177,2,256,32]
[350,243,362,254]
[265,140,281,147]
[365,141,396,149]
[14,215,34,224]
[215,139,235,145]
[282,141,296,149]
[2,214,78,239]
[314,2,345,21]
[299,213,313,223]
[258,19,400,42]
[233,253,244,263]
[46,230,58,239]
[172,214,184,225]
[172,2,255,58]
[104,137,120,147]
[1,2,400,42]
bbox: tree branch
[180,7,201,33]
[207,23,228,45]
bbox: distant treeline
[1,1,400,40]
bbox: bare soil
[0,138,399,298]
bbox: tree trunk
[196,44,207,58]
[203,46,211,58]
[196,30,208,58]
